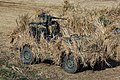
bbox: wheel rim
[67,59,74,69]
[21,46,33,64]
[24,51,31,60]
[62,55,78,73]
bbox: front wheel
[20,46,33,64]
[62,54,79,73]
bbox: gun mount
[29,13,65,42]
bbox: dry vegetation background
[0,0,120,80]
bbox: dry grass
[10,1,120,69]
[61,2,120,67]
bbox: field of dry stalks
[0,0,120,80]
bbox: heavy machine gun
[29,13,66,42]
[29,13,66,26]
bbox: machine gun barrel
[38,13,67,20]
[51,16,67,20]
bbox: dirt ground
[0,0,120,80]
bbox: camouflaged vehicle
[16,13,84,73]
[12,13,120,74]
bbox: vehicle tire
[20,46,33,64]
[62,54,79,73]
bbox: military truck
[11,13,120,73]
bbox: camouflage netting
[10,3,120,68]
[10,14,63,65]
[10,14,38,60]
[61,2,120,67]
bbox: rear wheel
[62,54,79,73]
[20,46,33,64]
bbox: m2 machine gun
[29,13,66,42]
